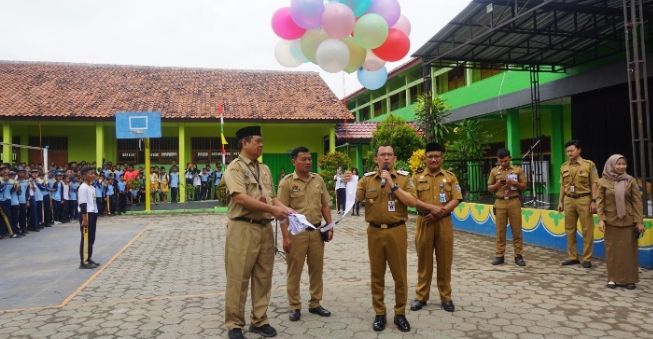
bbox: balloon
[366,0,401,27]
[290,0,325,29]
[316,38,350,73]
[343,37,366,73]
[338,0,372,17]
[271,7,306,40]
[353,13,388,49]
[362,49,385,71]
[275,39,305,68]
[322,3,356,39]
[357,66,387,90]
[372,28,410,62]
[300,29,330,64]
[392,15,411,36]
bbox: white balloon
[393,15,412,36]
[316,38,350,73]
[362,49,386,71]
[275,39,305,68]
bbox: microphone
[381,165,388,188]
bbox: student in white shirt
[78,167,100,269]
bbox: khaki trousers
[224,220,274,330]
[564,196,594,262]
[286,228,325,310]
[367,224,408,315]
[415,215,453,303]
[494,198,524,257]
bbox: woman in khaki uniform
[597,154,645,290]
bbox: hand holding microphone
[381,165,390,188]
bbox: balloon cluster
[272,0,411,90]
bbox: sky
[0,0,470,98]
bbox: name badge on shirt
[388,200,395,212]
[439,183,446,203]
[507,174,518,191]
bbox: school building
[343,1,653,266]
[0,61,351,202]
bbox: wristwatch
[390,183,400,194]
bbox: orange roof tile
[0,61,352,121]
[336,121,421,141]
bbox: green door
[263,153,318,191]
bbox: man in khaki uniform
[278,146,334,322]
[488,148,528,266]
[223,126,294,339]
[557,140,599,268]
[344,143,417,333]
[410,143,462,313]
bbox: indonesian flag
[219,104,226,169]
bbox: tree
[318,151,350,205]
[366,113,425,166]
[445,119,491,160]
[414,93,451,144]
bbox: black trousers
[96,197,103,215]
[68,200,77,220]
[10,205,20,233]
[79,212,98,265]
[107,195,116,214]
[29,198,42,229]
[60,200,69,222]
[118,193,127,213]
[336,188,346,211]
[19,203,27,232]
[42,195,51,225]
[171,187,178,202]
[0,200,16,236]
[53,199,61,222]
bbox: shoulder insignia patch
[592,167,598,173]
[364,172,376,177]
[416,169,424,173]
[397,170,409,176]
[445,170,456,176]
[284,174,293,179]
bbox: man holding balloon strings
[272,0,411,90]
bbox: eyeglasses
[377,153,394,158]
[426,155,443,160]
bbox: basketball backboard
[115,112,162,139]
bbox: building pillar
[550,106,565,194]
[356,144,364,173]
[465,67,474,87]
[178,123,186,203]
[95,123,104,168]
[506,109,521,157]
[329,127,336,153]
[405,75,411,105]
[2,123,12,164]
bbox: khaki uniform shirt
[488,165,527,199]
[356,169,417,225]
[559,158,599,195]
[597,179,644,226]
[224,156,275,220]
[277,172,330,225]
[411,169,463,212]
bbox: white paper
[287,213,316,235]
[334,176,358,225]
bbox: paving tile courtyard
[1,210,652,339]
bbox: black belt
[566,193,591,199]
[417,211,451,218]
[370,222,405,229]
[306,222,321,231]
[233,217,273,226]
[495,196,520,201]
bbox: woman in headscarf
[597,154,645,290]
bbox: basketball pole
[145,138,151,211]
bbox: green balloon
[300,29,329,64]
[343,37,366,73]
[354,13,389,49]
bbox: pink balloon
[322,3,356,39]
[272,7,306,40]
[367,0,401,27]
[392,15,411,36]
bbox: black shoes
[410,299,426,311]
[228,328,244,339]
[248,324,277,337]
[582,261,592,268]
[289,309,301,321]
[561,259,580,265]
[394,315,410,332]
[79,263,96,269]
[308,305,331,317]
[515,255,526,266]
[442,300,455,312]
[626,283,636,290]
[372,314,386,331]
[491,256,504,265]
[88,259,100,267]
